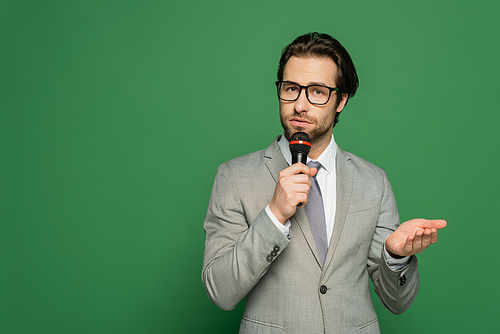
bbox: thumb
[309,167,318,178]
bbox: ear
[335,93,348,113]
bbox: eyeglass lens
[278,82,331,104]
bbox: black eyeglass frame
[275,80,339,106]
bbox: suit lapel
[263,137,287,183]
[323,147,353,271]
[264,137,323,267]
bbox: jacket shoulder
[218,137,281,174]
[340,149,385,174]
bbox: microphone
[289,132,311,165]
[289,132,311,208]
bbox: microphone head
[289,132,311,157]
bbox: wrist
[386,249,405,259]
[268,203,288,225]
[384,238,405,259]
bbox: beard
[279,109,336,145]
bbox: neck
[308,133,332,160]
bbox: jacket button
[399,275,407,286]
[273,245,280,252]
[270,250,277,257]
[266,255,273,263]
[319,285,327,294]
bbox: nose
[294,87,310,113]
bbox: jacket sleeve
[201,162,290,311]
[367,169,420,314]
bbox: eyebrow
[284,80,333,87]
[309,81,331,86]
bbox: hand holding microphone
[269,132,317,224]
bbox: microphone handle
[292,152,308,165]
[292,152,308,207]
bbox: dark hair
[277,33,359,125]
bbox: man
[202,33,446,333]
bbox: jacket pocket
[348,198,379,213]
[240,316,283,333]
[357,318,380,334]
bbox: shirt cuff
[265,205,291,237]
[383,236,410,270]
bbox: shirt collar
[278,133,337,175]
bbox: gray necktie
[304,161,328,266]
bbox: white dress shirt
[265,134,410,269]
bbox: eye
[309,86,327,96]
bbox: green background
[1,0,499,333]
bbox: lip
[289,117,313,127]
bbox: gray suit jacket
[202,136,419,334]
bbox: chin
[283,126,308,142]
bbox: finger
[299,190,312,205]
[278,175,310,194]
[292,183,312,195]
[421,219,447,230]
[412,230,424,250]
[290,162,312,176]
[404,235,414,254]
[429,229,438,244]
[291,173,312,184]
[278,163,310,179]
[421,228,432,247]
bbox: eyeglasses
[275,81,339,105]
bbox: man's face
[279,56,347,147]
